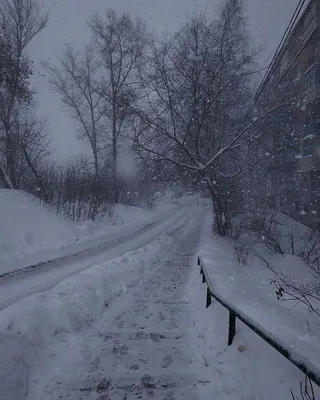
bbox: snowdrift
[0,190,177,275]
[0,190,79,261]
[193,213,320,398]
[0,214,187,400]
[187,215,320,399]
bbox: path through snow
[27,209,215,400]
[0,207,187,311]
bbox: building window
[280,49,289,73]
[304,3,315,29]
[311,171,320,192]
[316,64,320,84]
[302,138,313,156]
[308,54,315,68]
[305,66,315,91]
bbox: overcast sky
[28,0,301,160]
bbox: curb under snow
[0,213,187,400]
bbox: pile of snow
[79,201,176,236]
[187,266,320,399]
[0,213,187,400]
[0,190,178,275]
[0,190,79,261]
[193,214,320,398]
[75,203,156,240]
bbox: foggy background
[28,0,300,159]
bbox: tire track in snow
[0,210,178,281]
[0,208,188,311]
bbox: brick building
[252,0,320,226]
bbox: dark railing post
[206,286,212,308]
[228,311,236,345]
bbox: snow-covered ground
[0,190,177,275]
[0,191,193,311]
[0,194,319,399]
[0,205,189,311]
[0,204,201,400]
[195,213,320,398]
[0,190,79,266]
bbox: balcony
[303,84,320,105]
[303,0,320,42]
[298,135,320,172]
[300,154,314,172]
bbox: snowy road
[0,207,188,311]
[27,208,215,400]
[2,203,316,400]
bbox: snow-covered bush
[274,258,320,318]
[231,205,285,264]
[232,205,320,320]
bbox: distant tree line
[0,0,287,229]
[2,1,320,367]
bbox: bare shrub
[234,242,253,266]
[296,231,320,265]
[273,267,320,318]
[42,157,114,222]
[266,228,320,319]
[231,205,285,267]
[232,203,320,319]
[291,375,316,400]
[248,206,285,255]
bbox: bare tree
[88,8,147,202]
[0,0,48,52]
[133,1,282,235]
[12,107,50,200]
[41,156,114,222]
[49,44,106,178]
[0,36,31,188]
[0,0,48,188]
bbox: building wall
[251,0,320,226]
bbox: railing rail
[198,256,320,387]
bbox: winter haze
[29,0,300,159]
[1,0,320,397]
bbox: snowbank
[78,203,157,235]
[198,219,320,362]
[0,190,78,259]
[187,266,320,399]
[0,190,177,275]
[0,214,187,400]
[192,214,320,398]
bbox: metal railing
[198,256,320,387]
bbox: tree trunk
[213,199,229,237]
[0,162,13,189]
[5,132,16,188]
[93,146,99,180]
[21,141,48,202]
[112,101,119,204]
[208,184,231,237]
